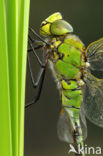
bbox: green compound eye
[50,20,73,35]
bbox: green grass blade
[17,0,30,156]
[0,1,30,156]
[5,0,18,155]
[0,0,12,155]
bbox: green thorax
[47,34,85,109]
[47,34,85,80]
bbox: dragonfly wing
[57,110,73,143]
[80,105,87,140]
[83,71,103,127]
[57,110,87,143]
[86,38,103,71]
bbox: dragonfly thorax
[47,34,86,80]
[45,34,86,113]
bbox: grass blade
[0,0,12,155]
[17,0,30,156]
[5,0,18,155]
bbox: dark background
[25,0,103,156]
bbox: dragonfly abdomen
[62,80,82,108]
[48,34,85,155]
[64,106,85,155]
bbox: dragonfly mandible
[26,12,103,156]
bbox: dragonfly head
[40,12,73,36]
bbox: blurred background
[25,0,103,156]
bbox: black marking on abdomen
[63,105,80,109]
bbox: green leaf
[0,0,12,155]
[0,0,30,156]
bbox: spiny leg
[28,40,43,66]
[25,46,48,108]
[28,40,47,87]
[26,27,49,108]
[28,26,50,51]
[28,34,44,51]
[28,29,44,52]
[29,27,50,46]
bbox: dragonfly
[26,12,103,156]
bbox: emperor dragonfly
[26,12,103,156]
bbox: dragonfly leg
[26,28,49,108]
[27,54,46,88]
[28,34,44,50]
[25,68,46,108]
[25,48,48,109]
[28,40,45,67]
[29,27,50,46]
[28,44,43,52]
[28,27,45,52]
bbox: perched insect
[26,12,103,156]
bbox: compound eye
[51,20,73,35]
